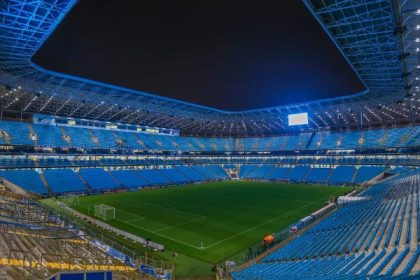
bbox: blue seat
[0,170,48,194]
[79,168,121,190]
[44,169,87,193]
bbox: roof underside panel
[306,0,405,99]
[0,0,418,136]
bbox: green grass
[67,181,351,265]
[42,197,214,278]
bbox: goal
[94,204,115,220]
[63,194,79,206]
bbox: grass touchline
[64,181,351,263]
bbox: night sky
[33,0,365,111]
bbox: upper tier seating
[0,120,417,151]
[115,130,143,149]
[0,120,33,145]
[90,129,118,149]
[32,124,68,147]
[62,126,96,147]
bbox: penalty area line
[124,199,207,219]
[201,201,319,250]
[117,218,206,250]
[154,216,207,233]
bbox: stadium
[0,0,419,279]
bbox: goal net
[94,204,115,220]
[63,194,79,206]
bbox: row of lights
[414,7,420,91]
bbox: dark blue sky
[34,0,365,111]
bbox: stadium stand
[266,167,290,181]
[329,166,356,185]
[354,166,386,184]
[0,0,418,278]
[48,271,113,280]
[0,170,48,195]
[0,157,414,195]
[232,170,420,279]
[79,168,121,191]
[0,120,33,146]
[0,157,36,168]
[164,167,192,183]
[0,120,418,152]
[44,169,88,194]
[32,124,68,147]
[62,126,96,148]
[0,190,138,279]
[288,166,311,182]
[136,169,172,186]
[306,167,333,184]
[109,169,148,189]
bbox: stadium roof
[0,0,418,136]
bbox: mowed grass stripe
[201,199,321,250]
[69,181,351,263]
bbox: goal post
[63,194,80,206]
[94,204,116,220]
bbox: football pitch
[68,181,351,263]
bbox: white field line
[122,217,146,223]
[154,216,208,233]
[201,200,319,250]
[116,217,205,250]
[117,208,146,222]
[113,200,319,251]
[124,199,206,219]
[113,203,208,249]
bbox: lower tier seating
[44,169,88,193]
[0,190,138,278]
[0,165,228,195]
[0,162,409,196]
[0,170,48,194]
[239,165,387,185]
[232,170,420,279]
[79,168,121,191]
[354,166,386,183]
